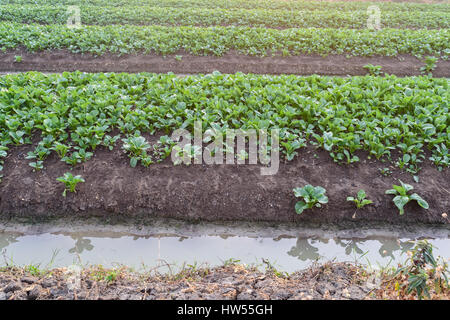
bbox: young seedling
[14,55,22,63]
[52,142,70,158]
[153,135,176,162]
[122,136,150,156]
[293,185,328,214]
[363,64,382,76]
[57,172,85,197]
[29,161,44,172]
[385,180,429,215]
[429,143,449,171]
[379,167,392,176]
[172,143,202,166]
[420,56,438,76]
[102,134,120,151]
[122,135,150,167]
[347,189,373,218]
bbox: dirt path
[0,262,376,300]
[1,50,449,77]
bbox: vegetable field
[0,0,449,75]
[0,0,448,225]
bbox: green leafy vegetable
[385,180,429,215]
[293,184,328,214]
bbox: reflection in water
[0,233,19,251]
[68,236,94,254]
[335,239,365,256]
[287,238,322,261]
[0,232,448,273]
[378,239,415,259]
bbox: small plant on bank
[222,258,241,267]
[102,134,121,151]
[29,160,44,172]
[172,143,202,166]
[57,172,85,197]
[347,189,373,209]
[429,143,449,172]
[152,135,176,163]
[420,56,438,76]
[262,258,289,278]
[281,138,306,161]
[363,64,382,76]
[293,184,328,214]
[26,144,51,161]
[89,266,123,284]
[347,189,373,219]
[52,142,70,158]
[24,264,43,277]
[379,167,392,176]
[385,180,429,215]
[14,55,22,63]
[122,135,151,167]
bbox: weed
[389,240,449,299]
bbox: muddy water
[1,221,449,273]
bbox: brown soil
[1,50,449,77]
[0,262,375,300]
[0,138,448,226]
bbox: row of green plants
[56,173,431,218]
[1,5,448,29]
[293,181,429,215]
[0,22,448,57]
[0,72,448,183]
[3,0,448,12]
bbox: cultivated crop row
[1,23,449,57]
[0,72,448,181]
[3,0,448,12]
[1,5,448,29]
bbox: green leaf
[410,193,429,209]
[393,184,406,195]
[393,195,410,215]
[317,195,329,204]
[314,186,326,195]
[357,189,366,200]
[385,189,397,195]
[293,187,303,198]
[295,201,307,215]
[399,180,414,193]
